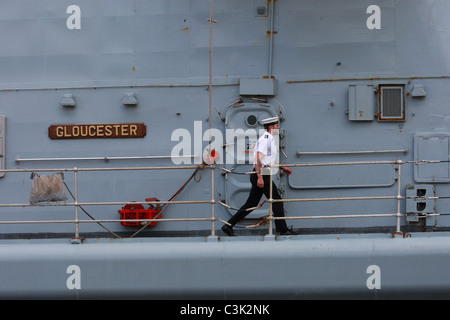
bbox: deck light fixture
[60,94,76,107]
[411,84,426,97]
[122,92,138,106]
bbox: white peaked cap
[261,116,279,125]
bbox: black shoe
[222,224,235,236]
[279,226,300,236]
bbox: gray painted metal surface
[1,233,450,299]
[1,0,450,298]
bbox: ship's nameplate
[48,123,146,139]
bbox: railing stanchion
[268,166,273,236]
[395,160,403,234]
[72,167,80,243]
[211,165,215,237]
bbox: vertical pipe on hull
[208,0,216,236]
[268,0,275,78]
[208,0,214,136]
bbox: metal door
[222,101,280,221]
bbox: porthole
[245,114,259,128]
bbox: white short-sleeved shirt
[254,132,277,167]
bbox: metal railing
[0,158,442,241]
[0,165,215,242]
[265,160,404,236]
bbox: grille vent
[379,85,405,121]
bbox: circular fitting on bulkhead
[245,114,259,128]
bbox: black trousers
[227,171,289,233]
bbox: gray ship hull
[1,0,450,299]
[1,233,449,299]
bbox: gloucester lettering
[49,123,146,139]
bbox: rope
[63,181,122,239]
[216,217,268,229]
[62,164,207,239]
[216,199,267,212]
[129,163,207,238]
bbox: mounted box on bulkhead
[348,85,374,121]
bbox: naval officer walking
[222,116,299,236]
